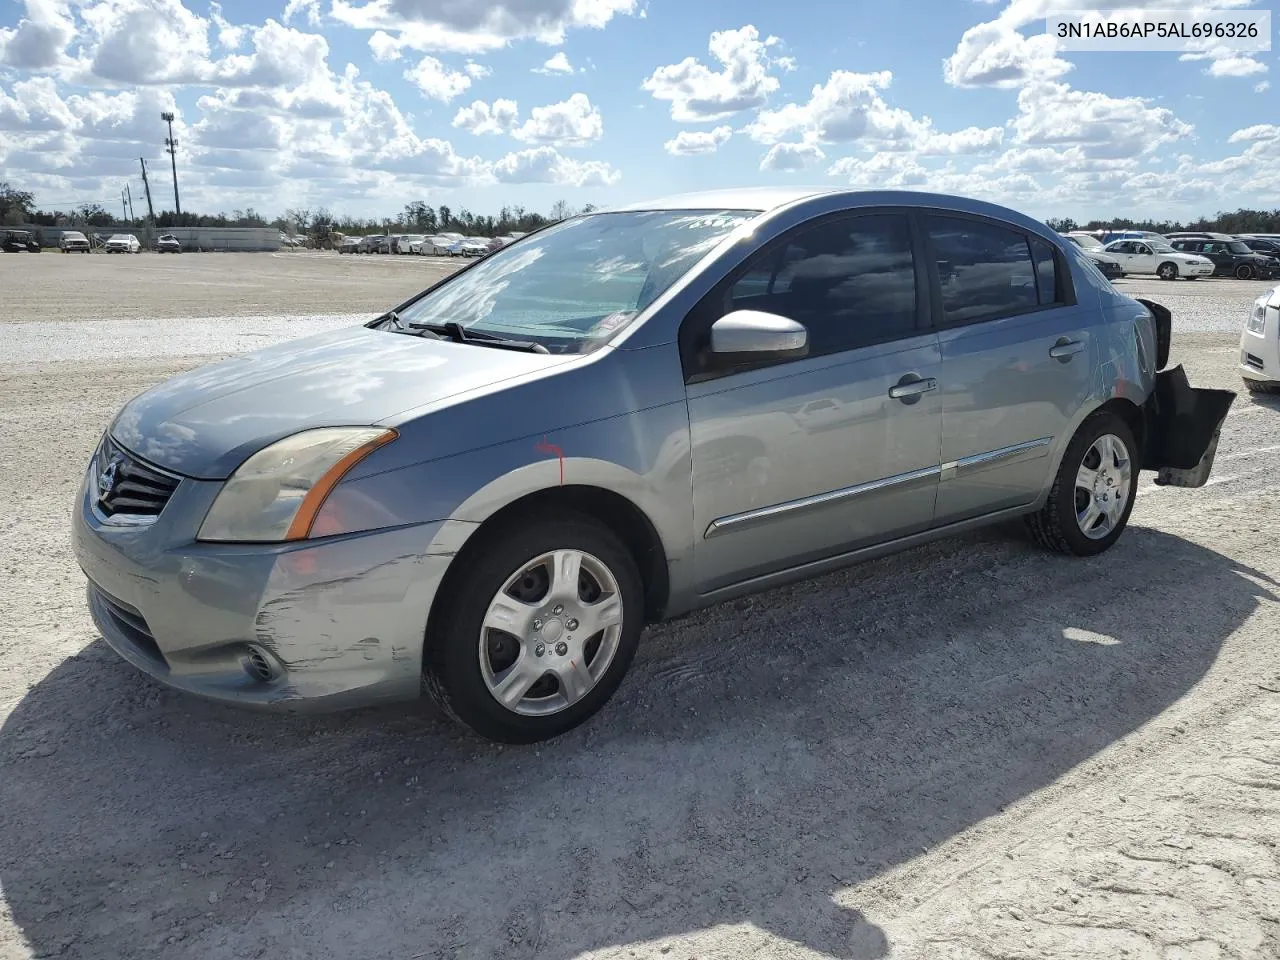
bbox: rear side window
[925,215,1038,325]
[728,213,918,355]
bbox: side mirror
[708,310,809,366]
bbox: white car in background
[1240,285,1280,393]
[459,237,490,257]
[104,234,141,254]
[1101,238,1214,280]
[417,236,459,255]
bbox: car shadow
[0,526,1271,960]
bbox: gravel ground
[1,254,1279,960]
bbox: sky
[0,0,1276,223]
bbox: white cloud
[512,92,603,146]
[78,0,212,85]
[1180,47,1267,78]
[0,75,78,132]
[491,146,620,186]
[943,0,1258,89]
[1009,81,1192,158]
[452,98,519,135]
[535,51,575,74]
[760,142,824,171]
[369,31,401,62]
[664,125,732,156]
[209,1,244,49]
[282,0,321,28]
[0,0,77,69]
[1256,81,1271,93]
[464,61,489,78]
[330,0,638,56]
[403,55,475,102]
[1228,124,1280,144]
[745,69,1004,157]
[642,25,785,122]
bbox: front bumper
[72,465,461,712]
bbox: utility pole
[121,189,128,223]
[125,183,135,222]
[161,111,181,217]
[139,158,156,222]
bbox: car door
[923,214,1097,524]
[682,211,943,594]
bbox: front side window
[728,213,918,355]
[925,215,1038,325]
[391,210,755,353]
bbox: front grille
[1245,352,1265,371]
[91,584,166,666]
[93,435,181,518]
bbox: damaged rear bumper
[1142,364,1236,488]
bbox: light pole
[161,111,181,217]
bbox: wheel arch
[426,484,672,648]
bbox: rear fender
[1141,363,1235,488]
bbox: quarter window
[1030,238,1060,305]
[925,216,1038,324]
[728,213,918,355]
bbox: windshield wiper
[406,320,549,354]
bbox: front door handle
[888,376,938,401]
[1049,338,1086,362]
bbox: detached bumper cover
[1142,364,1236,488]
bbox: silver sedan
[73,187,1234,743]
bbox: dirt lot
[1,252,1278,960]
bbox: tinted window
[925,216,1038,324]
[729,213,917,354]
[1030,238,1059,305]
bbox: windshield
[390,209,756,353]
[1227,241,1252,254]
[1149,242,1175,253]
[1070,234,1103,250]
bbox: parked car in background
[1100,229,1168,244]
[72,187,1235,743]
[156,234,182,253]
[394,235,425,254]
[1060,233,1125,280]
[1101,238,1213,280]
[1168,236,1280,280]
[357,235,384,253]
[1236,236,1280,261]
[419,235,460,256]
[1,229,41,252]
[59,230,91,253]
[1240,284,1280,393]
[104,234,141,254]
[338,237,361,254]
[459,237,491,257]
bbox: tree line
[1045,210,1280,235]
[0,182,593,238]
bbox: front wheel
[423,513,644,743]
[1235,263,1255,280]
[1157,262,1179,281]
[1026,411,1139,556]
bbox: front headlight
[1247,295,1269,335]
[197,427,398,543]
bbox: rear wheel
[423,513,644,743]
[1027,411,1138,557]
[1157,262,1179,281]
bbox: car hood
[1086,251,1121,265]
[110,326,572,480]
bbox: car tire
[1157,262,1179,281]
[1026,410,1139,557]
[423,512,644,744]
[1236,263,1255,280]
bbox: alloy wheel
[1074,433,1132,540]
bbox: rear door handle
[888,376,937,400]
[1049,338,1086,361]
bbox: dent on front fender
[1143,364,1236,489]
